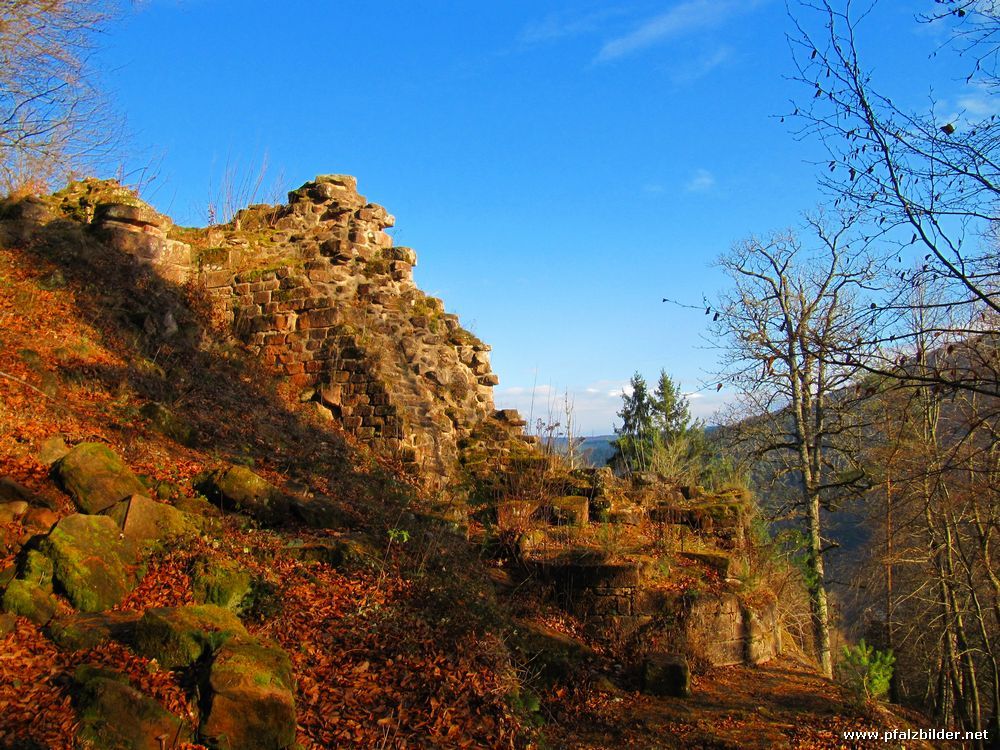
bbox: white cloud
[595,0,756,63]
[957,90,1000,119]
[496,378,737,432]
[685,168,716,193]
[518,8,628,46]
[669,45,733,84]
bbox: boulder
[2,579,57,625]
[511,619,595,684]
[201,466,289,524]
[172,495,222,519]
[39,514,142,612]
[73,665,191,749]
[55,442,146,514]
[642,654,691,698]
[101,494,193,550]
[201,637,296,750]
[36,436,70,466]
[140,402,195,446]
[281,536,376,569]
[22,507,60,534]
[48,610,141,650]
[191,558,253,611]
[133,605,247,669]
[0,477,32,503]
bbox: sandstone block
[643,654,691,698]
[56,442,147,514]
[201,637,297,750]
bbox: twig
[0,368,62,403]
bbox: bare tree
[787,0,1000,400]
[0,0,117,193]
[710,215,876,677]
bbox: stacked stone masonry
[91,175,526,486]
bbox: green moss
[74,666,191,748]
[39,514,142,612]
[191,557,253,611]
[21,550,54,590]
[49,179,142,224]
[196,246,230,268]
[238,259,302,283]
[133,605,247,669]
[55,442,147,514]
[2,579,56,625]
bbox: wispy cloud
[518,8,628,46]
[595,0,754,63]
[643,183,665,194]
[957,89,1000,119]
[685,168,716,193]
[670,44,733,84]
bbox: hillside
[0,178,938,749]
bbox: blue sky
[94,1,988,433]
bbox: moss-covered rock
[2,578,57,625]
[288,495,351,529]
[191,558,253,611]
[39,514,142,612]
[133,605,247,669]
[281,536,377,569]
[20,549,54,590]
[201,637,296,750]
[101,494,194,550]
[140,401,196,447]
[48,610,141,651]
[73,665,192,749]
[679,551,744,580]
[173,494,222,518]
[200,466,289,524]
[55,442,146,514]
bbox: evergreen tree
[652,369,692,440]
[609,372,655,473]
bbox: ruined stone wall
[85,175,526,486]
[535,559,780,668]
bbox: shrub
[838,639,894,704]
